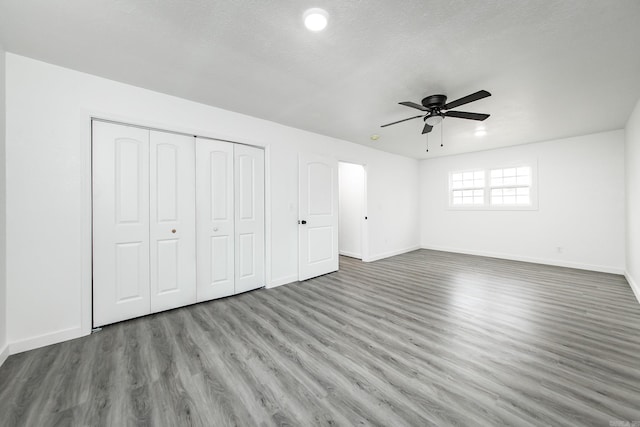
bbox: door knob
[213,227,219,232]
[171,229,176,234]
[301,220,307,225]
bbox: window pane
[463,172,473,180]
[516,195,530,204]
[517,187,529,196]
[517,167,530,176]
[453,197,463,205]
[504,168,516,177]
[504,196,516,204]
[503,176,516,186]
[474,189,483,197]
[452,173,463,181]
[492,196,503,205]
[504,188,516,196]
[491,177,503,187]
[452,181,462,189]
[463,179,474,188]
[516,175,530,185]
[463,190,472,197]
[490,169,502,178]
[474,171,484,180]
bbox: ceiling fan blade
[444,111,490,121]
[381,115,424,127]
[422,123,433,134]
[399,101,428,111]
[443,90,491,110]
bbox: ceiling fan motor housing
[421,94,447,110]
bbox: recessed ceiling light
[475,129,487,137]
[303,8,329,32]
[370,134,380,141]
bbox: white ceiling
[1,0,640,159]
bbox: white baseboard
[420,245,625,275]
[625,272,640,304]
[339,251,362,259]
[9,326,83,355]
[364,245,421,263]
[0,343,9,368]
[267,275,298,289]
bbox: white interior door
[234,144,265,293]
[196,138,235,302]
[298,152,339,281]
[149,130,196,313]
[93,121,151,327]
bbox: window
[449,163,536,210]
[451,171,484,205]
[490,166,531,205]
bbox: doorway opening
[338,162,366,260]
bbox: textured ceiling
[1,0,640,158]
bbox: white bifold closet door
[93,122,151,326]
[149,130,196,313]
[196,138,235,301]
[93,121,196,327]
[234,144,265,294]
[196,139,265,300]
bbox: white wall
[5,54,420,352]
[625,98,640,301]
[0,44,7,366]
[420,130,625,273]
[339,162,364,259]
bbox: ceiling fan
[381,90,491,134]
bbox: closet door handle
[171,229,177,234]
[213,227,219,232]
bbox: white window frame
[449,169,486,208]
[448,160,538,211]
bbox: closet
[92,120,265,327]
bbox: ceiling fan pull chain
[441,122,444,148]
[426,132,429,152]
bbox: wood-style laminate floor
[1,249,640,426]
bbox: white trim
[267,275,298,289]
[264,144,272,289]
[80,112,92,336]
[0,344,9,367]
[363,246,420,263]
[339,250,362,259]
[9,327,83,355]
[421,245,624,275]
[625,272,640,304]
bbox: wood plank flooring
[1,249,640,426]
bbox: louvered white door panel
[234,144,265,293]
[149,131,196,313]
[92,121,151,327]
[196,138,235,302]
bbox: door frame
[79,111,271,337]
[337,161,369,261]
